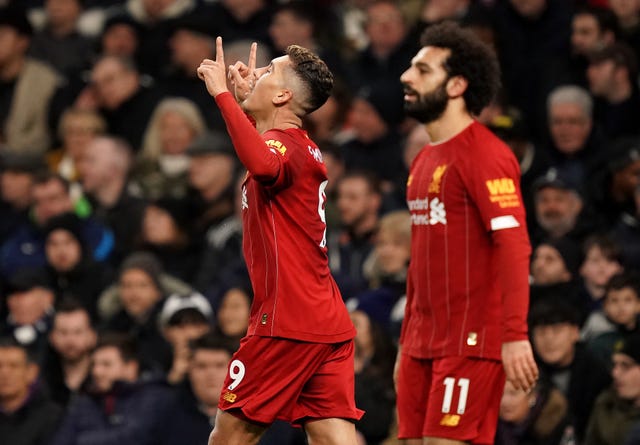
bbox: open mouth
[403,88,418,102]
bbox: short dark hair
[529,301,581,328]
[33,172,70,193]
[582,234,622,264]
[94,332,138,363]
[189,332,237,357]
[420,21,500,115]
[339,169,382,196]
[605,272,640,299]
[0,336,35,363]
[166,308,210,327]
[54,298,94,325]
[575,5,620,39]
[286,45,334,114]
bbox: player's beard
[404,78,449,124]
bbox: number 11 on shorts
[441,377,470,415]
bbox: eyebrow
[414,61,432,71]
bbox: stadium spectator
[79,136,147,265]
[84,55,162,150]
[123,0,196,78]
[158,333,235,445]
[0,337,63,445]
[98,13,141,61]
[43,213,113,319]
[495,379,572,445]
[186,132,243,296]
[158,292,212,385]
[609,0,640,62]
[530,300,611,442]
[545,85,605,194]
[584,272,640,367]
[49,332,173,445]
[102,252,172,375]
[339,82,407,190]
[41,299,96,407]
[134,97,205,200]
[1,268,56,364]
[47,108,107,185]
[329,170,382,298]
[0,172,113,279]
[0,5,62,154]
[0,153,44,245]
[587,43,640,139]
[345,0,417,90]
[585,333,640,445]
[578,235,625,312]
[28,0,93,81]
[570,5,619,87]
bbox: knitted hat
[119,252,164,291]
[43,212,86,248]
[159,292,213,328]
[528,300,581,328]
[614,333,640,364]
[538,237,583,278]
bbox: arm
[198,37,280,182]
[461,143,537,391]
[492,226,538,391]
[214,92,280,181]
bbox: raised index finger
[216,36,225,64]
[248,42,257,71]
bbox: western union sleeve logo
[266,139,287,155]
[428,165,447,193]
[485,178,521,208]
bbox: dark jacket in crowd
[99,85,162,152]
[157,382,213,445]
[0,384,63,445]
[49,379,173,445]
[586,387,640,445]
[0,217,114,280]
[89,190,147,267]
[539,342,611,443]
[41,346,92,408]
[494,383,572,445]
[103,302,172,375]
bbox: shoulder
[455,122,519,177]
[466,122,515,159]
[22,58,62,85]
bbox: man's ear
[273,89,293,105]
[446,76,468,99]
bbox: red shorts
[396,353,505,444]
[218,335,364,426]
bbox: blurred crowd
[3,0,640,444]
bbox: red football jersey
[240,128,355,343]
[402,121,531,360]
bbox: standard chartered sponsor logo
[408,197,447,225]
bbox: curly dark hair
[286,44,334,113]
[420,21,500,115]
